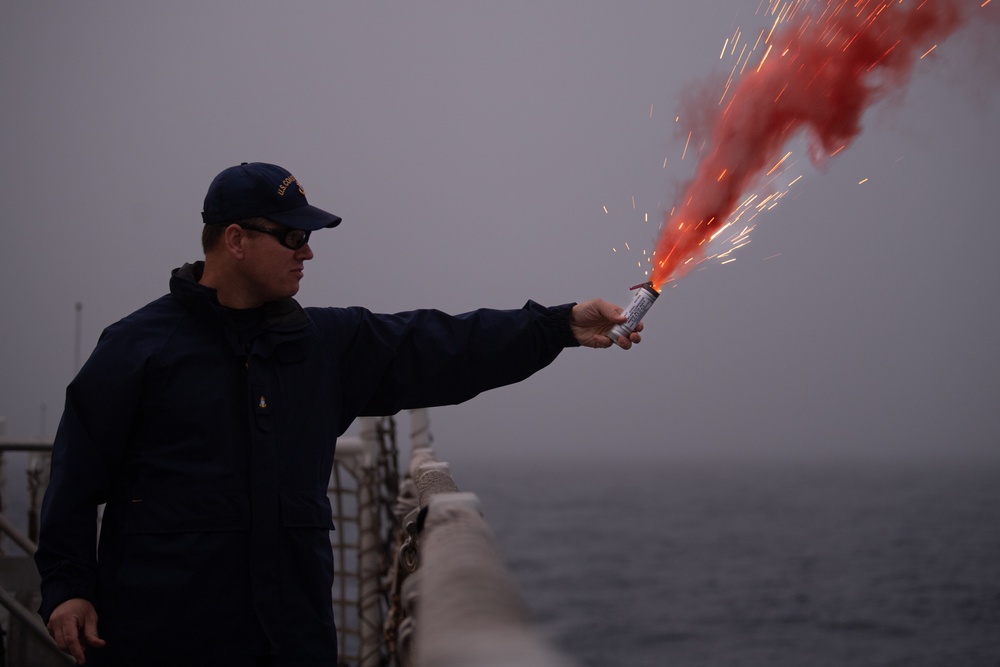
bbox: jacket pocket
[122,489,251,534]
[280,490,335,529]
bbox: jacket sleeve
[322,300,578,430]
[34,324,142,622]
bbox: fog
[2,2,998,466]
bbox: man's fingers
[50,614,101,664]
[53,619,87,664]
[47,599,102,664]
[83,616,106,648]
[611,330,642,349]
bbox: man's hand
[48,598,105,665]
[570,299,643,349]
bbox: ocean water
[460,457,1000,667]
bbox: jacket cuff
[38,577,97,624]
[547,302,581,348]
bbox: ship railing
[0,410,576,667]
[385,409,577,667]
[0,435,73,665]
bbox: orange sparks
[767,151,793,175]
[757,43,774,72]
[868,39,901,71]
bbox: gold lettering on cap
[276,175,297,196]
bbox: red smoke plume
[650,0,976,289]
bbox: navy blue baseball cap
[201,162,342,230]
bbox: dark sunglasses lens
[285,230,309,250]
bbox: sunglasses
[238,223,311,250]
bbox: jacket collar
[170,262,311,349]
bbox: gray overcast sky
[2,2,997,465]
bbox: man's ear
[223,223,247,260]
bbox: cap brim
[266,204,342,231]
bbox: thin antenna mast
[74,301,83,374]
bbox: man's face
[239,221,314,303]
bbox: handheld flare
[607,282,658,346]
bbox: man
[35,162,643,666]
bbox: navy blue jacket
[36,262,578,665]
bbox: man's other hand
[48,598,105,665]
